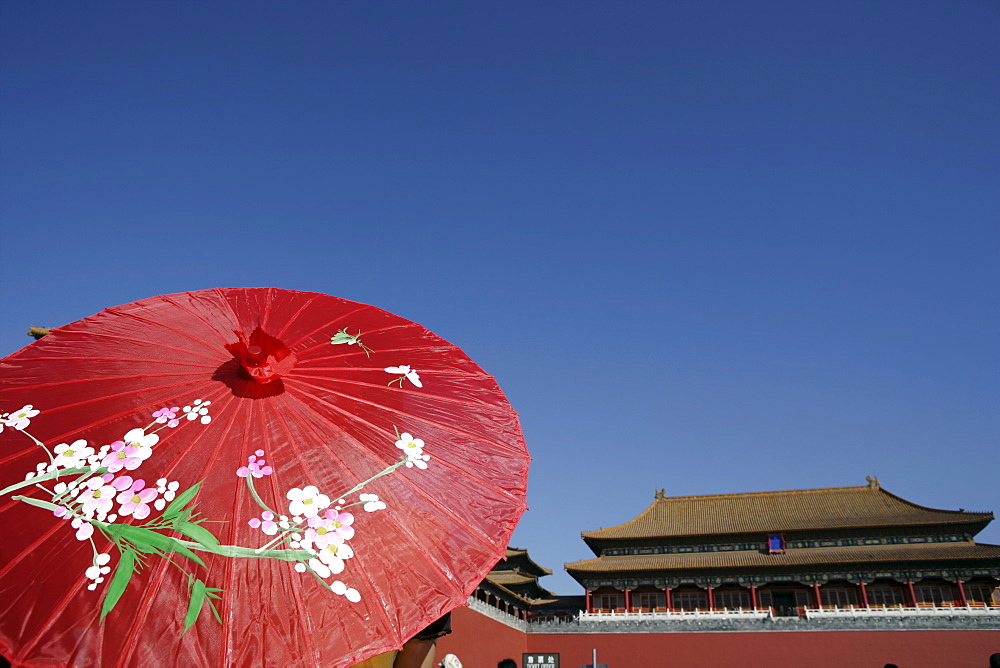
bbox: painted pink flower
[248,510,278,535]
[77,475,117,516]
[116,479,158,519]
[152,407,181,428]
[323,509,355,541]
[101,442,145,472]
[236,450,273,478]
[305,514,346,549]
[4,405,40,431]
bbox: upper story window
[767,533,785,553]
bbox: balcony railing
[580,608,770,620]
[579,602,1000,622]
[805,603,1000,618]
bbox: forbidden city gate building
[564,478,1000,616]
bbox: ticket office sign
[523,653,559,667]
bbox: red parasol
[0,288,529,667]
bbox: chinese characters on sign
[523,653,560,667]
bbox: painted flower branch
[236,426,431,602]
[0,402,221,627]
[0,402,432,629]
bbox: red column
[624,588,630,612]
[956,580,968,606]
[906,579,917,607]
[664,586,672,612]
[750,585,758,610]
[585,589,591,613]
[813,582,822,609]
[707,586,714,611]
[859,581,869,608]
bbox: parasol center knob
[226,329,296,384]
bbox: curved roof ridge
[651,484,871,502]
[877,487,993,518]
[580,483,993,540]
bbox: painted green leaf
[184,578,207,631]
[100,549,136,621]
[111,525,206,568]
[207,598,222,624]
[175,521,220,549]
[162,482,201,519]
[12,496,63,513]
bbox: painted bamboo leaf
[184,578,207,631]
[110,525,206,568]
[162,482,201,519]
[100,549,136,621]
[175,521,220,549]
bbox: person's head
[498,660,517,668]
[989,652,1000,668]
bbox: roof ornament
[866,475,880,489]
[654,489,666,500]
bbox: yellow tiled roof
[487,572,538,586]
[501,546,553,576]
[582,485,992,540]
[565,540,1000,573]
[485,572,553,600]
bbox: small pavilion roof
[488,572,539,587]
[566,540,1000,574]
[582,483,993,542]
[499,547,553,577]
[486,572,553,599]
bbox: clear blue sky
[1,1,997,593]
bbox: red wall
[436,606,527,668]
[527,630,1000,668]
[437,607,1000,668]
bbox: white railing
[466,596,529,631]
[579,608,770,621]
[805,604,1000,619]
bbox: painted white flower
[286,486,331,518]
[329,580,360,601]
[84,553,112,589]
[384,365,422,388]
[359,493,386,512]
[71,517,94,541]
[153,478,180,510]
[316,543,347,574]
[308,557,332,579]
[395,433,424,457]
[405,453,431,470]
[294,562,307,573]
[124,428,158,452]
[53,440,94,469]
[182,399,212,425]
[84,564,110,580]
[5,405,40,431]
